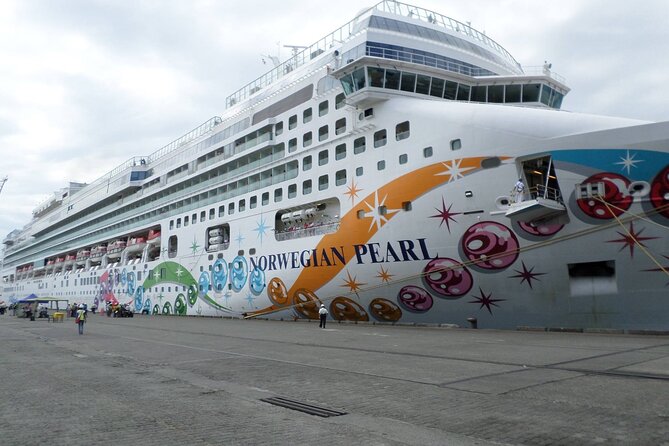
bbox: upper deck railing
[224,0,520,109]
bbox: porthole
[495,196,512,210]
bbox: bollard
[467,317,477,329]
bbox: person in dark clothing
[318,304,328,328]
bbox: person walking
[75,304,86,335]
[318,304,328,328]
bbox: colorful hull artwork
[79,150,669,330]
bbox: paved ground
[0,313,668,446]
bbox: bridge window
[522,84,541,102]
[384,69,400,90]
[416,74,430,95]
[506,84,521,103]
[456,84,470,101]
[400,72,416,92]
[430,78,444,97]
[488,85,504,103]
[444,81,458,100]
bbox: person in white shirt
[318,304,328,328]
[513,178,525,203]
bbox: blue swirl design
[121,269,127,286]
[143,298,152,313]
[230,256,248,292]
[127,271,136,295]
[211,258,228,293]
[198,271,211,295]
[134,286,144,311]
[249,267,265,295]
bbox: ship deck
[1,314,667,445]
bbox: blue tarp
[17,293,38,303]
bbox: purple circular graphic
[461,221,519,270]
[397,286,433,313]
[422,257,472,298]
[517,221,564,237]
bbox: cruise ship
[3,1,669,330]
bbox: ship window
[303,108,312,123]
[341,73,354,95]
[262,192,269,205]
[289,115,297,129]
[209,209,215,220]
[356,166,363,176]
[200,211,205,222]
[239,199,246,212]
[456,84,470,101]
[451,139,462,151]
[423,146,433,158]
[352,67,366,90]
[192,213,197,224]
[505,84,521,103]
[430,77,444,97]
[169,220,174,230]
[335,93,346,109]
[168,235,177,258]
[354,137,366,154]
[228,202,235,215]
[318,125,328,141]
[379,205,387,215]
[550,90,564,109]
[275,121,283,136]
[318,175,329,190]
[384,69,400,90]
[303,179,312,194]
[400,72,416,92]
[206,224,230,252]
[288,184,297,199]
[335,143,346,160]
[471,85,486,102]
[399,154,408,164]
[218,205,225,217]
[250,196,257,209]
[336,169,347,186]
[377,160,386,171]
[443,80,457,100]
[318,150,329,166]
[335,117,346,135]
[396,121,410,140]
[540,85,553,106]
[176,218,182,228]
[488,85,504,103]
[288,138,297,153]
[303,131,312,147]
[274,188,283,202]
[374,129,387,148]
[303,155,312,171]
[319,100,328,116]
[522,84,541,102]
[367,67,384,87]
[402,201,412,211]
[416,74,430,95]
[357,210,365,219]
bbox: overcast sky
[0,0,667,241]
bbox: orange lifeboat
[147,229,161,245]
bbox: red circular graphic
[422,258,472,298]
[517,221,564,237]
[650,165,669,219]
[576,172,632,219]
[397,286,433,313]
[460,222,519,270]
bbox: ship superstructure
[3,1,669,330]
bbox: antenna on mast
[283,45,308,58]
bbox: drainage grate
[260,397,347,417]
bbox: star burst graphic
[436,158,474,183]
[245,293,256,308]
[341,270,367,295]
[430,197,460,233]
[190,237,200,254]
[469,288,505,314]
[614,150,644,175]
[508,261,546,289]
[253,216,271,244]
[362,191,400,232]
[235,230,245,248]
[344,179,363,205]
[376,266,393,283]
[606,222,658,259]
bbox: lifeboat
[147,229,161,245]
[45,259,55,271]
[75,249,91,265]
[107,240,126,259]
[90,244,107,259]
[63,254,76,266]
[126,236,146,254]
[209,236,224,244]
[208,228,223,237]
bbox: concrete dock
[0,314,667,446]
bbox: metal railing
[528,185,563,204]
